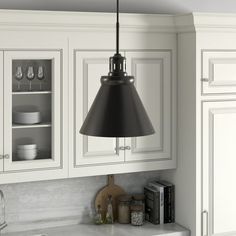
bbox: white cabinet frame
[3,50,63,172]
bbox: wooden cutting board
[94,175,126,220]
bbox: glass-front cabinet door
[3,50,62,172]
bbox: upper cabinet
[0,10,177,182]
[202,51,236,95]
[3,50,63,172]
[125,51,172,162]
[71,49,176,177]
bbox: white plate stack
[13,111,41,125]
[17,144,37,160]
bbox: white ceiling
[0,0,235,14]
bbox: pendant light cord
[116,0,119,55]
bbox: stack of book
[144,180,175,225]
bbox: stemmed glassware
[14,64,46,92]
[15,66,23,91]
[26,66,35,91]
[37,66,45,90]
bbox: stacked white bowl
[17,144,37,160]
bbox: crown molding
[175,12,236,33]
[0,9,176,33]
[0,10,236,33]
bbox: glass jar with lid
[117,195,132,224]
[130,194,145,226]
[130,205,144,226]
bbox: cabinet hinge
[3,154,9,159]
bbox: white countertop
[3,223,189,236]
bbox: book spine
[148,183,164,224]
[144,188,160,224]
[159,188,164,224]
[170,186,175,223]
[154,192,160,224]
[164,186,172,223]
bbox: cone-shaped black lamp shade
[80,77,154,137]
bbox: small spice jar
[118,195,131,224]
[130,205,144,226]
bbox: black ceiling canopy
[80,0,155,137]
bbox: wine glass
[15,66,23,91]
[26,66,35,91]
[37,66,45,90]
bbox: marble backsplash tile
[0,171,160,225]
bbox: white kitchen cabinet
[0,25,70,183]
[74,51,125,166]
[71,47,176,176]
[160,13,236,236]
[202,101,236,236]
[125,51,172,162]
[3,50,62,172]
[202,51,236,95]
[74,50,173,165]
[0,10,177,182]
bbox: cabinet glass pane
[12,128,51,161]
[12,60,51,92]
[12,59,53,162]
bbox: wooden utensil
[94,175,126,220]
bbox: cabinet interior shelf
[13,157,52,162]
[12,151,52,162]
[12,122,51,129]
[12,91,52,95]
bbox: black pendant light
[80,0,155,137]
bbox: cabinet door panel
[125,51,172,162]
[202,50,236,94]
[203,101,236,236]
[4,50,62,172]
[0,51,3,172]
[75,51,124,166]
